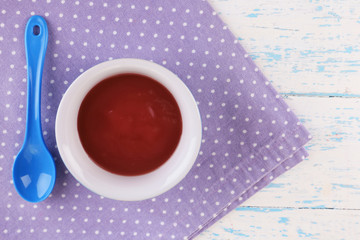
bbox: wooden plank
[284,95,360,151]
[241,96,360,209]
[195,95,360,238]
[246,143,360,209]
[197,207,360,239]
[208,0,360,95]
[243,96,360,209]
[197,1,360,239]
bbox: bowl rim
[55,58,202,201]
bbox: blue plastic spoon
[12,16,56,202]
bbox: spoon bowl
[12,16,56,202]
[13,142,55,202]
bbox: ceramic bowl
[55,58,202,201]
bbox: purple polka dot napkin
[0,0,311,239]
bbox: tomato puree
[77,73,182,176]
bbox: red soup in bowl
[55,58,201,201]
[77,73,182,176]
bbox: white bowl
[55,59,202,201]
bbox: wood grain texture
[200,207,360,239]
[196,0,360,239]
[208,0,360,95]
[241,96,360,209]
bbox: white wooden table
[197,0,360,239]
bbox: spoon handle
[24,16,48,143]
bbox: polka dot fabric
[0,0,311,239]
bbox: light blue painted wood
[208,0,360,95]
[197,0,360,239]
[200,207,360,239]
